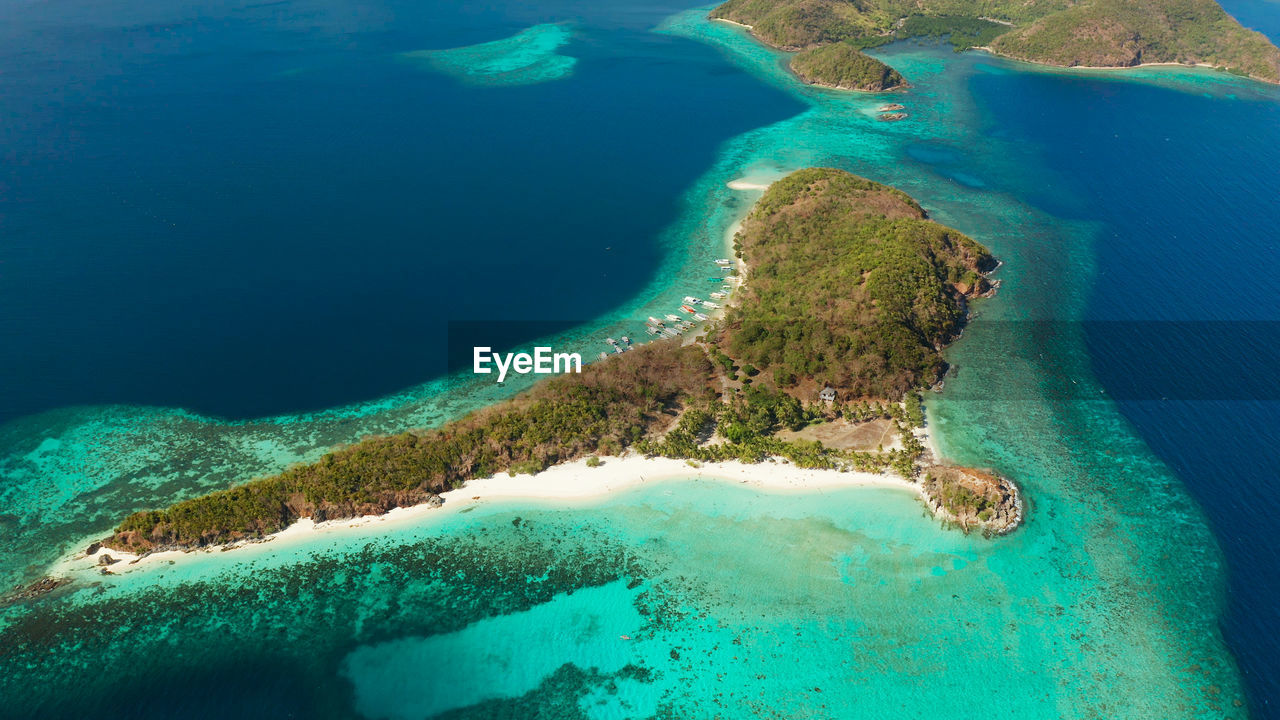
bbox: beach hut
[819,386,838,404]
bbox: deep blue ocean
[3,0,1280,716]
[969,32,1280,713]
[0,0,798,425]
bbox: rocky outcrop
[0,576,71,607]
[921,465,1022,534]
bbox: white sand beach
[71,454,922,576]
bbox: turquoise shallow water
[1,3,1274,717]
[0,476,1237,717]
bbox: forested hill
[790,43,907,91]
[711,0,1280,84]
[717,168,996,399]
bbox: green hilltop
[711,0,1280,85]
[717,167,995,397]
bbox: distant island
[101,169,1018,559]
[711,0,1280,87]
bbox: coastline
[60,168,1019,581]
[69,454,925,577]
[969,46,1278,85]
[62,410,1020,582]
[42,173,770,584]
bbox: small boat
[715,258,732,265]
[605,337,619,345]
[710,292,726,299]
[646,326,660,335]
[701,301,719,309]
[598,352,609,360]
[613,346,624,354]
[709,277,725,283]
[680,305,696,314]
[720,266,733,272]
[693,312,708,321]
[647,316,664,326]
[620,635,632,640]
[662,328,680,337]
[621,336,631,344]
[665,314,681,322]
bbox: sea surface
[2,0,1279,718]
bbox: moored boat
[680,305,696,314]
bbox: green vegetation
[791,42,907,91]
[716,168,994,399]
[991,0,1280,81]
[898,15,1009,52]
[111,343,712,551]
[711,0,1280,83]
[106,168,1011,552]
[634,390,919,475]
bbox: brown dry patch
[775,418,899,451]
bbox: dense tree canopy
[716,168,994,399]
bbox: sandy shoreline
[68,455,922,577]
[969,47,1277,84]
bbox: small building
[818,386,838,404]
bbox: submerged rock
[0,576,71,606]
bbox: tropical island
[710,0,1280,87]
[100,169,1019,559]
